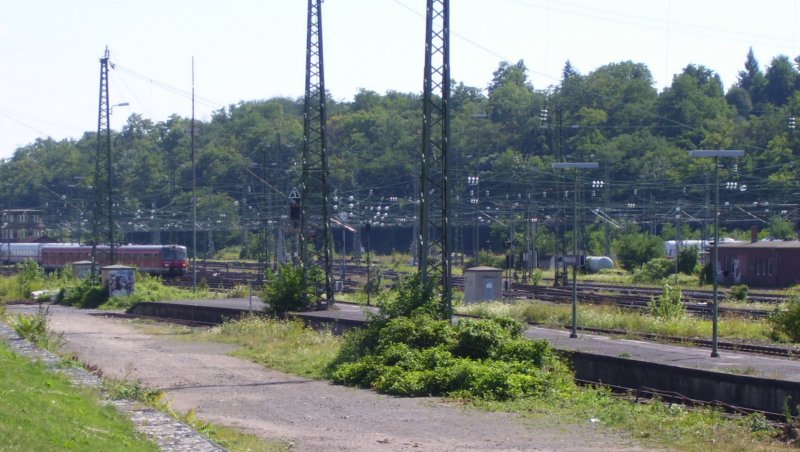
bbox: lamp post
[551,162,598,338]
[688,150,744,358]
[468,175,479,265]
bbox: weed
[103,378,164,405]
[647,283,686,320]
[8,304,61,350]
[728,284,749,303]
[17,259,45,299]
[226,284,251,298]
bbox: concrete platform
[130,298,800,415]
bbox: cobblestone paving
[0,320,224,452]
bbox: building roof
[717,240,800,249]
[465,266,503,272]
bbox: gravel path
[8,304,646,451]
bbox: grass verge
[0,341,158,451]
[458,300,774,342]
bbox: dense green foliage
[676,247,699,274]
[329,274,575,400]
[632,257,674,283]
[262,264,324,314]
[647,283,686,320]
[770,296,800,342]
[57,278,109,308]
[614,232,665,270]
[5,51,800,257]
[16,260,45,299]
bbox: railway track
[564,324,800,358]
[504,284,774,319]
[174,261,783,319]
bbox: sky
[1,0,798,160]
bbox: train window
[162,247,187,260]
[768,258,774,276]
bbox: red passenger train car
[38,244,189,276]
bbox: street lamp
[551,162,599,339]
[468,175,480,265]
[689,149,744,358]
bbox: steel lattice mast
[301,0,334,305]
[92,47,113,277]
[418,0,452,314]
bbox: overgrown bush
[727,284,749,303]
[613,232,664,270]
[58,279,109,308]
[632,258,674,284]
[17,259,45,299]
[328,273,575,401]
[262,264,322,314]
[647,283,685,320]
[529,269,543,286]
[770,296,800,342]
[676,248,698,274]
[377,272,445,320]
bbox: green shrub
[378,315,455,350]
[262,264,321,314]
[8,304,59,349]
[492,338,554,367]
[728,284,749,302]
[59,279,108,308]
[770,296,800,342]
[614,232,664,271]
[452,318,515,360]
[647,283,685,320]
[377,272,445,320]
[329,276,575,401]
[632,258,674,284]
[529,269,543,286]
[676,248,698,274]
[17,259,45,299]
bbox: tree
[485,60,544,153]
[737,47,766,108]
[613,232,664,270]
[726,86,753,118]
[769,215,796,240]
[657,65,735,148]
[578,61,658,131]
[561,60,578,82]
[764,55,798,107]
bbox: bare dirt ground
[9,304,647,451]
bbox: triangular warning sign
[289,187,301,199]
